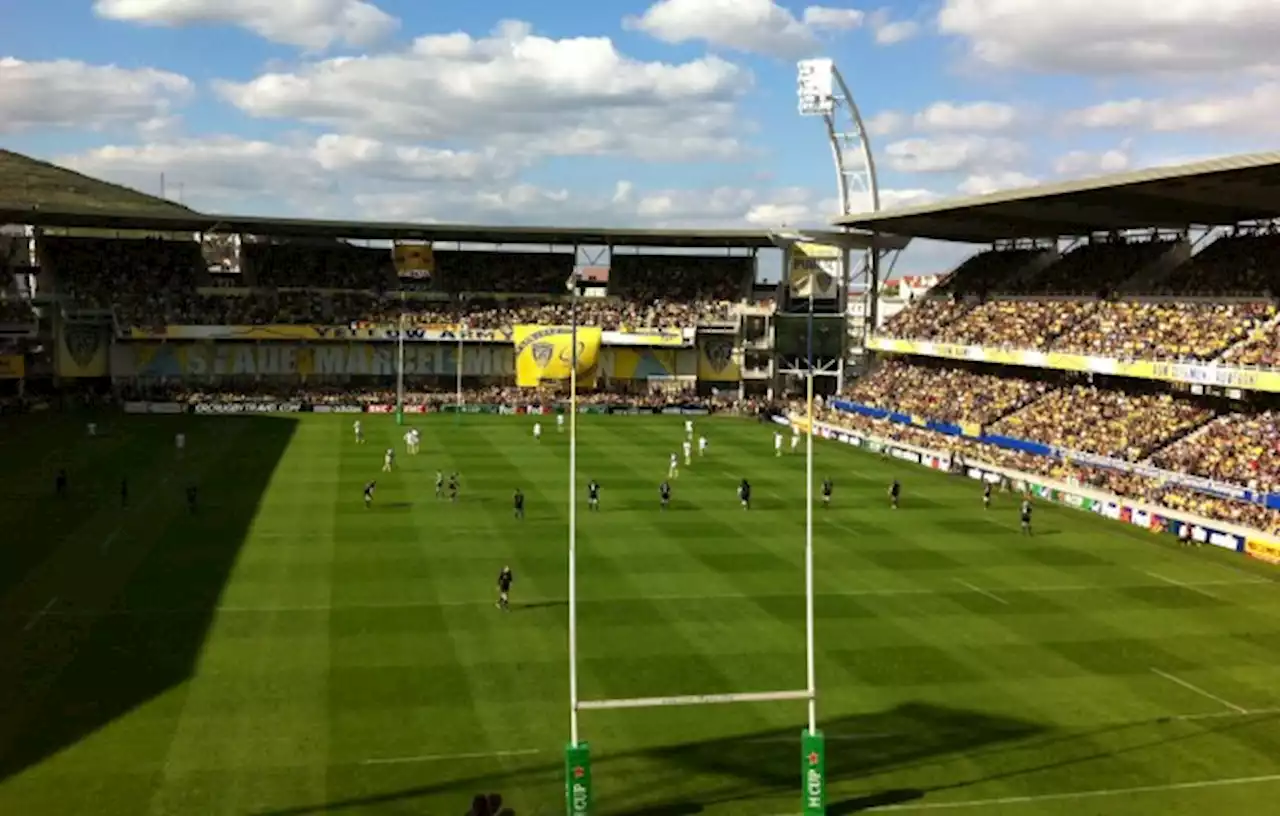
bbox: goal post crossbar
[577,689,812,712]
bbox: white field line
[954,579,1008,605]
[1151,667,1248,714]
[22,575,1269,618]
[23,597,57,631]
[1145,571,1221,599]
[361,748,540,766]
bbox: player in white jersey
[682,439,692,466]
[533,422,542,441]
[353,420,363,443]
[557,413,565,433]
[412,428,421,454]
[774,432,783,457]
[791,430,801,453]
[668,452,679,479]
[698,435,708,456]
[405,429,420,455]
[684,419,693,439]
[383,447,395,472]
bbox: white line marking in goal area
[862,773,1280,812]
[1151,667,1249,714]
[953,579,1008,605]
[1145,571,1221,599]
[577,689,811,711]
[23,597,57,631]
[360,748,540,766]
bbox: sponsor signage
[192,402,301,414]
[312,404,363,413]
[868,335,1280,395]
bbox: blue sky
[2,0,1278,273]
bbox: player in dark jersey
[822,477,833,507]
[186,484,198,513]
[496,566,513,611]
[587,479,600,511]
[1020,499,1032,535]
[738,478,751,510]
[55,468,67,498]
[363,480,376,508]
[448,473,459,503]
[889,479,900,509]
[513,488,524,519]
[659,480,671,510]
[983,482,992,509]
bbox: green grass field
[1,411,1279,816]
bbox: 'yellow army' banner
[57,323,111,377]
[513,325,601,388]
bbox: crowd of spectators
[1150,230,1280,296]
[47,238,742,330]
[1151,411,1280,493]
[933,248,1048,296]
[812,404,1280,534]
[989,385,1213,461]
[1004,238,1179,295]
[878,298,972,340]
[844,360,1053,427]
[937,300,1096,347]
[1052,301,1274,361]
[243,242,398,289]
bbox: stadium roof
[835,151,1280,243]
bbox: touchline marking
[361,748,540,766]
[1145,571,1220,599]
[1151,667,1248,714]
[954,579,1008,605]
[23,597,57,631]
[868,773,1280,811]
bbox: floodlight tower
[796,59,893,369]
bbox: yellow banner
[696,335,739,381]
[57,323,110,377]
[867,336,1280,393]
[1246,539,1280,564]
[0,354,23,378]
[608,348,677,379]
[513,325,601,388]
[393,243,434,276]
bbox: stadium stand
[41,236,751,331]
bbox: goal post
[564,306,824,815]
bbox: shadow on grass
[0,414,297,784]
[256,702,1046,815]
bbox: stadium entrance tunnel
[0,413,299,785]
[254,702,1045,814]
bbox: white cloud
[93,0,397,50]
[55,135,512,208]
[1064,83,1280,134]
[883,135,1026,173]
[937,0,1280,75]
[1053,146,1131,176]
[0,57,192,134]
[874,20,920,44]
[878,188,943,209]
[868,9,920,45]
[914,101,1018,132]
[625,0,864,59]
[957,172,1038,195]
[866,110,908,137]
[356,183,844,230]
[215,20,749,161]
